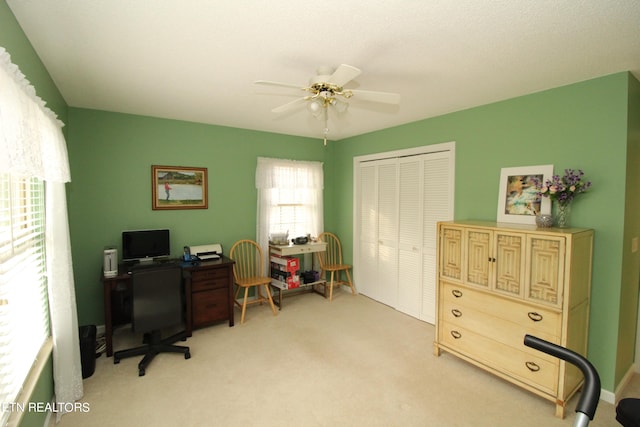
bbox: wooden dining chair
[316,232,356,301]
[229,239,278,324]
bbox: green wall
[66,108,327,324]
[331,72,638,391]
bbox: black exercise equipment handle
[524,334,601,421]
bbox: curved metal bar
[524,334,600,426]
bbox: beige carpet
[58,288,635,427]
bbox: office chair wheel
[185,351,191,360]
[113,357,120,364]
[138,367,145,376]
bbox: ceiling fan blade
[271,97,308,113]
[350,89,400,104]
[328,64,361,87]
[254,80,305,90]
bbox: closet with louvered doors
[354,143,454,323]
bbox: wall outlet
[632,237,639,253]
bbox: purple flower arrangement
[535,169,592,206]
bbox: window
[256,157,323,254]
[0,174,50,424]
[268,187,314,238]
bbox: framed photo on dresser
[497,164,552,224]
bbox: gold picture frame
[152,165,208,210]
[497,164,553,224]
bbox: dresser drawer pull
[451,289,463,298]
[450,330,462,339]
[527,312,543,322]
[525,361,540,372]
[451,309,462,318]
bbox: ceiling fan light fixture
[334,98,349,113]
[307,99,324,118]
[255,64,400,145]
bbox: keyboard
[127,260,178,273]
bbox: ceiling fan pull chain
[323,108,329,146]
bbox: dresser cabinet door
[465,229,491,288]
[439,225,463,282]
[525,235,565,308]
[493,231,525,297]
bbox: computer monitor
[122,229,170,263]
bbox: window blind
[271,187,312,238]
[0,174,50,424]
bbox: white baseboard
[599,362,638,405]
[612,363,638,400]
[600,388,616,405]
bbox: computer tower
[103,248,118,278]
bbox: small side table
[268,242,327,309]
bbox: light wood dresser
[433,220,594,418]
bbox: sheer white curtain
[0,47,82,420]
[255,157,324,260]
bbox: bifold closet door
[357,159,398,306]
[397,152,451,323]
[376,161,399,307]
[420,152,453,323]
[397,157,422,318]
[357,163,378,300]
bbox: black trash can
[79,325,96,379]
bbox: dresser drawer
[192,288,229,326]
[441,282,561,338]
[441,297,560,361]
[439,321,558,395]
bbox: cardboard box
[271,270,296,281]
[270,255,299,273]
[270,274,300,289]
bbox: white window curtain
[255,157,324,261]
[0,46,82,422]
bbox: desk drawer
[192,277,228,291]
[191,268,229,291]
[192,288,229,326]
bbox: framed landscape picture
[152,165,208,210]
[497,164,552,224]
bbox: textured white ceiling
[6,0,640,142]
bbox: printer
[188,243,223,261]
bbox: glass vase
[554,203,571,228]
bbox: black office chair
[113,263,190,376]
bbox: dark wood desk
[101,257,235,357]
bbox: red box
[270,255,299,274]
[281,275,300,289]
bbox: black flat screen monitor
[122,229,170,263]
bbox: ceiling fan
[255,64,400,145]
